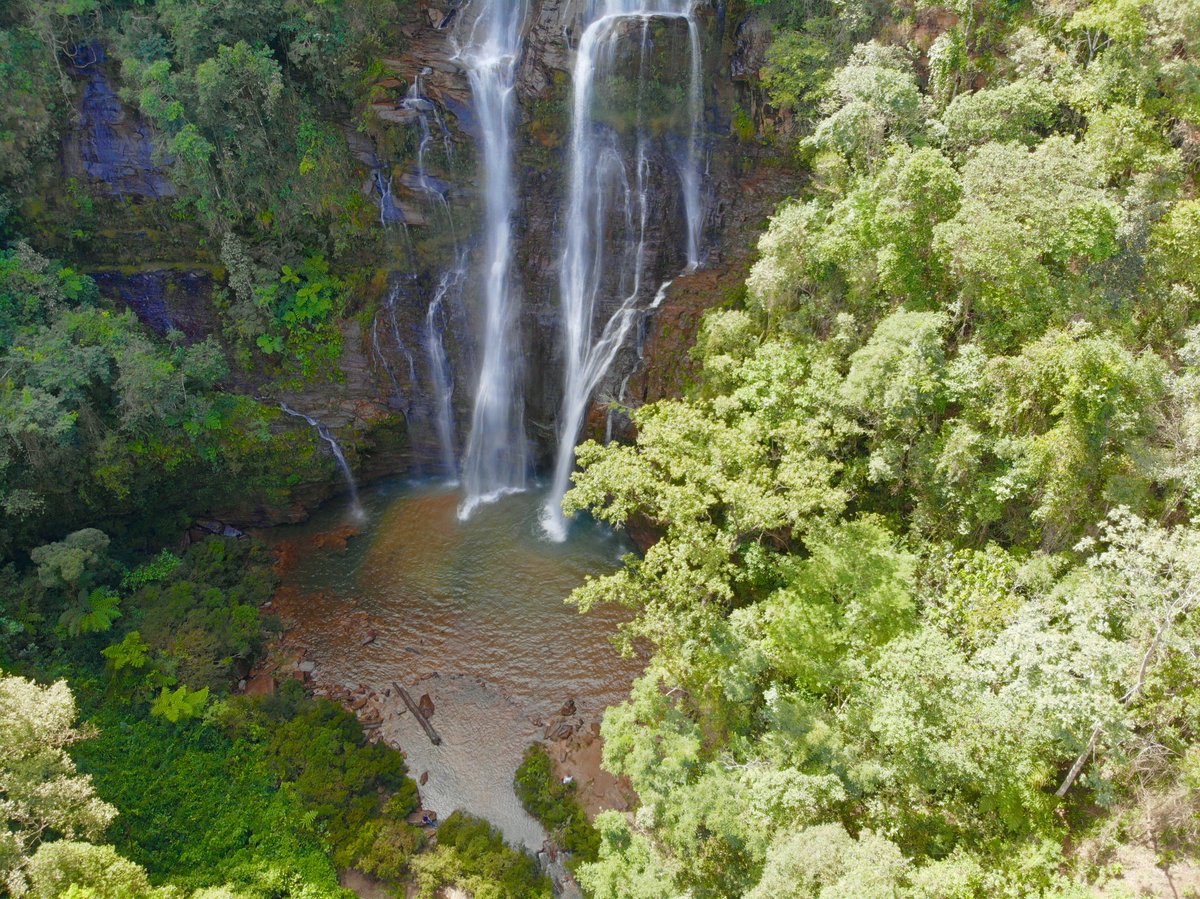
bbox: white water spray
[456,0,530,519]
[541,0,706,541]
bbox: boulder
[418,693,435,718]
[245,674,276,696]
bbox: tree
[29,529,111,599]
[939,78,1063,151]
[985,325,1164,546]
[0,674,117,895]
[1052,511,1200,795]
[744,824,909,899]
[194,42,283,141]
[25,842,152,899]
[841,309,949,486]
[806,42,930,169]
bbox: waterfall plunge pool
[264,481,645,849]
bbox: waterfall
[373,278,419,423]
[426,251,469,481]
[280,403,366,520]
[541,0,706,542]
[402,69,457,234]
[605,278,672,443]
[372,167,406,228]
[682,14,704,269]
[455,0,530,519]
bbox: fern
[151,685,210,723]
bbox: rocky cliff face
[55,0,799,517]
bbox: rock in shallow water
[418,692,435,718]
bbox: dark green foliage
[261,687,416,867]
[124,538,276,691]
[114,0,401,247]
[73,705,346,895]
[0,19,67,189]
[71,669,425,894]
[0,244,328,565]
[514,743,600,862]
[353,806,428,881]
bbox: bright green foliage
[934,138,1119,348]
[252,256,346,381]
[938,77,1062,149]
[0,673,118,895]
[760,30,836,113]
[568,1,1200,891]
[842,309,949,483]
[749,517,917,692]
[578,813,678,899]
[100,631,151,674]
[1150,198,1200,292]
[353,810,427,882]
[73,682,423,896]
[0,244,94,347]
[514,744,599,862]
[150,683,210,722]
[58,588,122,637]
[25,841,153,899]
[1,0,1198,895]
[120,551,182,591]
[747,147,961,324]
[409,812,551,899]
[983,326,1164,542]
[742,824,909,899]
[805,42,929,169]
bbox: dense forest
[1,0,1199,895]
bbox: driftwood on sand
[393,681,442,745]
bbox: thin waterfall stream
[279,403,366,520]
[426,252,469,481]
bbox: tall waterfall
[456,0,530,519]
[540,0,706,542]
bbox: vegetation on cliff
[2,0,1200,894]
[0,1,551,894]
[566,0,1200,894]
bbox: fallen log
[393,681,442,745]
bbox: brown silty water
[264,481,644,849]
